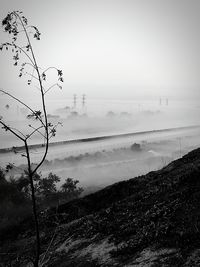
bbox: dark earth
[1,148,200,266]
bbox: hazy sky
[1,0,200,102]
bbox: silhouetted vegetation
[0,168,83,242]
[0,10,63,266]
[1,148,200,266]
[0,168,32,240]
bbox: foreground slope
[2,148,200,266]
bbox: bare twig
[27,125,46,140]
[25,72,39,81]
[40,227,58,265]
[0,120,25,142]
[0,89,45,127]
[44,83,61,94]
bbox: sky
[0,0,200,103]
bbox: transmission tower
[73,94,77,109]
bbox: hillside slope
[1,148,200,266]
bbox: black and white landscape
[0,1,200,266]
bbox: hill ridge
[2,147,200,266]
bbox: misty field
[2,124,200,194]
[0,98,199,147]
[1,98,200,194]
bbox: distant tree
[15,173,30,195]
[0,11,63,267]
[106,111,116,117]
[60,177,83,202]
[38,172,60,196]
[14,172,83,207]
[130,143,141,151]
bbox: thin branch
[9,126,27,138]
[25,72,39,81]
[5,162,25,173]
[12,44,35,66]
[2,12,64,267]
[17,20,49,175]
[0,89,45,128]
[24,139,41,264]
[44,83,59,94]
[48,122,62,139]
[42,66,58,74]
[22,62,36,69]
[27,125,46,140]
[0,120,25,142]
[25,25,37,30]
[40,227,58,265]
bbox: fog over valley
[2,2,200,265]
[1,98,200,193]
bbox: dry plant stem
[0,120,41,266]
[13,44,35,65]
[24,140,40,266]
[16,12,49,266]
[16,13,49,266]
[1,11,63,266]
[0,120,25,141]
[0,89,45,128]
[27,125,46,140]
[40,227,58,265]
[17,13,49,175]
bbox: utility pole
[73,94,77,109]
[82,94,86,109]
